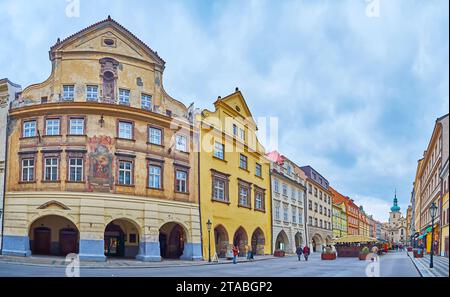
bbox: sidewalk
[407,252,449,277]
[0,254,278,269]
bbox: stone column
[78,199,106,262]
[135,203,161,261]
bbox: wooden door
[59,228,78,256]
[33,227,51,255]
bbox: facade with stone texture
[267,151,307,254]
[1,17,202,261]
[301,165,333,252]
[0,79,22,252]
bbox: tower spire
[391,188,400,212]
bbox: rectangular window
[238,182,251,207]
[21,158,34,182]
[148,165,162,189]
[118,121,133,139]
[23,120,37,138]
[309,216,313,225]
[44,157,59,181]
[255,163,262,177]
[45,118,60,136]
[298,211,303,224]
[274,179,279,193]
[214,142,224,160]
[275,204,280,220]
[239,154,248,170]
[141,94,152,110]
[148,127,162,145]
[283,206,288,221]
[320,220,323,228]
[119,89,130,105]
[68,157,83,182]
[118,160,133,185]
[176,134,188,152]
[86,85,98,101]
[63,85,74,100]
[255,192,263,210]
[213,179,225,201]
[282,184,288,196]
[308,184,312,194]
[314,203,318,212]
[308,200,312,210]
[69,118,84,135]
[232,124,238,136]
[292,209,297,223]
[175,170,188,193]
[239,128,245,140]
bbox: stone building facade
[0,79,22,252]
[1,17,202,261]
[384,192,408,245]
[267,151,307,253]
[301,166,333,252]
[198,90,271,259]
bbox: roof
[332,235,378,243]
[49,16,165,66]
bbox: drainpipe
[195,123,204,261]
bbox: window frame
[211,169,230,203]
[44,117,62,136]
[86,85,98,101]
[42,153,61,182]
[141,93,153,111]
[175,134,189,153]
[19,154,36,183]
[148,125,163,146]
[117,158,134,186]
[255,163,262,177]
[254,185,266,212]
[63,85,75,100]
[174,167,189,194]
[213,141,225,160]
[68,116,86,136]
[67,155,85,183]
[117,119,134,140]
[147,162,163,190]
[239,154,248,170]
[118,88,131,106]
[22,119,38,138]
[237,179,252,208]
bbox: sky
[0,0,448,222]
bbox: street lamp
[206,219,212,262]
[429,202,438,268]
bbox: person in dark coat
[303,246,310,261]
[296,246,303,261]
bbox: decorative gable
[37,200,71,210]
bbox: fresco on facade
[88,135,114,192]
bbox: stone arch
[312,233,323,252]
[214,224,229,258]
[104,218,141,258]
[28,214,79,256]
[325,235,333,246]
[251,227,265,255]
[295,232,304,248]
[275,230,290,252]
[159,221,189,259]
[233,226,248,257]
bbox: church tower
[389,190,401,224]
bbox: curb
[0,255,280,270]
[406,252,424,277]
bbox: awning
[332,235,378,243]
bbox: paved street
[0,251,420,277]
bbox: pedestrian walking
[303,246,310,261]
[371,245,378,261]
[232,245,239,264]
[245,244,250,260]
[296,246,303,261]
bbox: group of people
[295,245,311,261]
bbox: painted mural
[88,135,114,192]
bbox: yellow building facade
[1,17,202,261]
[198,90,271,260]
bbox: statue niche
[99,57,119,104]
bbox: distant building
[384,191,408,245]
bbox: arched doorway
[159,222,186,259]
[275,230,290,252]
[104,219,140,258]
[295,232,303,248]
[214,225,229,258]
[251,228,265,255]
[233,227,248,257]
[29,215,79,256]
[312,234,323,252]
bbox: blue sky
[0,0,448,222]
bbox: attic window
[235,106,241,112]
[104,38,115,46]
